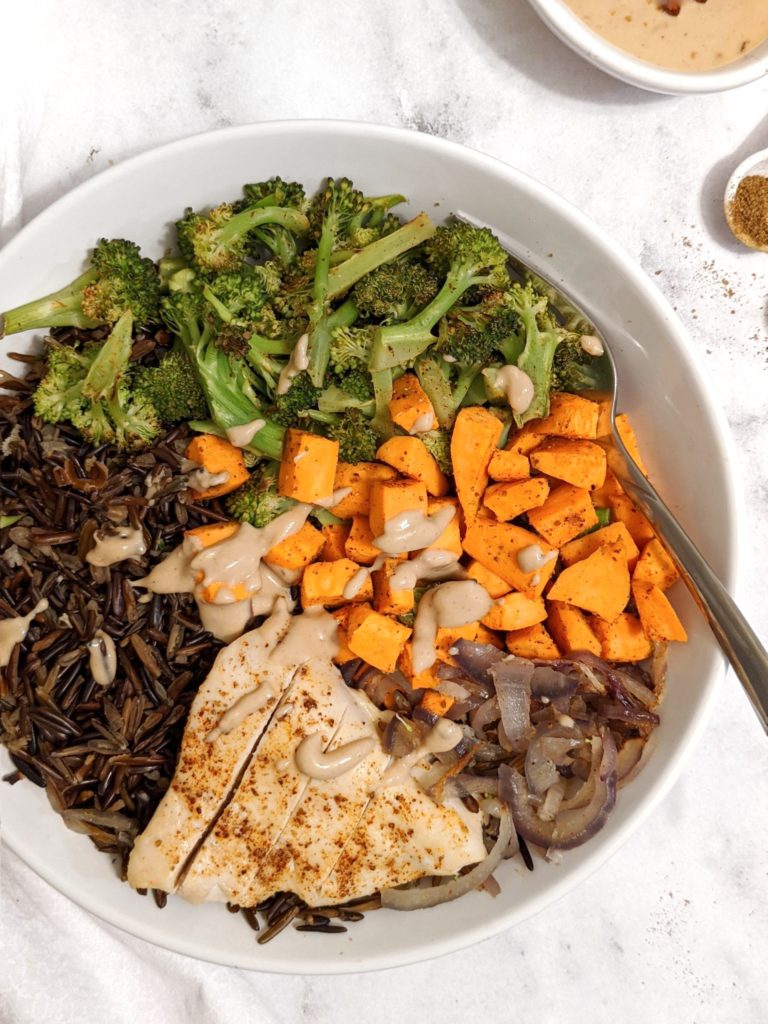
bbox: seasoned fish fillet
[127,603,294,892]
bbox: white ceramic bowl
[526,0,768,94]
[0,121,738,973]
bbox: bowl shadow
[453,0,665,106]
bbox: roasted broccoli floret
[506,280,563,425]
[225,460,298,528]
[1,238,160,338]
[134,349,208,424]
[240,178,308,268]
[33,311,161,450]
[329,361,374,403]
[325,408,382,462]
[273,371,321,427]
[369,221,510,371]
[419,429,453,477]
[353,261,439,323]
[550,333,609,393]
[161,268,285,460]
[176,201,309,273]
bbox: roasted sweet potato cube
[265,521,325,571]
[451,406,504,520]
[633,538,679,590]
[388,373,438,434]
[329,461,398,518]
[465,559,511,599]
[398,642,442,689]
[435,622,502,664]
[278,429,339,503]
[632,581,688,643]
[185,435,249,499]
[346,606,412,673]
[505,623,560,660]
[376,436,449,497]
[526,484,598,547]
[372,558,414,616]
[331,606,358,665]
[462,519,558,597]
[506,422,544,457]
[534,392,600,439]
[589,612,652,662]
[530,438,607,492]
[482,592,547,631]
[484,477,550,521]
[590,469,625,507]
[615,413,648,475]
[608,493,655,546]
[547,540,630,622]
[368,478,428,538]
[547,601,601,657]
[185,521,240,548]
[345,516,381,565]
[487,448,530,482]
[420,497,462,557]
[418,690,455,718]
[301,559,373,608]
[320,522,351,562]
[559,521,639,570]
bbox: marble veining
[1,1,767,1021]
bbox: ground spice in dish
[728,175,768,248]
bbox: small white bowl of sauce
[526,0,768,94]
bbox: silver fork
[458,211,768,734]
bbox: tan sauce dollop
[563,0,768,72]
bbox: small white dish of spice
[725,149,768,252]
[527,0,768,94]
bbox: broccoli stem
[215,206,309,246]
[1,268,101,337]
[415,356,455,429]
[514,305,561,426]
[82,311,134,400]
[326,213,436,300]
[306,297,359,388]
[370,368,394,439]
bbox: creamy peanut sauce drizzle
[377,717,464,790]
[580,334,605,357]
[187,468,230,493]
[389,548,462,591]
[86,630,118,687]
[0,599,49,668]
[517,543,558,574]
[294,733,376,781]
[372,505,456,555]
[496,364,535,416]
[563,0,768,71]
[408,411,436,435]
[411,580,494,674]
[225,419,266,448]
[276,332,309,395]
[86,527,147,567]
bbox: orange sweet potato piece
[418,690,455,717]
[527,484,598,547]
[436,622,502,664]
[559,521,640,570]
[534,392,600,439]
[466,559,511,599]
[589,612,652,662]
[462,519,558,597]
[265,521,325,571]
[345,516,381,565]
[372,557,414,616]
[420,497,462,557]
[546,601,601,657]
[368,478,428,538]
[615,413,648,476]
[506,422,544,457]
[331,607,357,665]
[185,521,240,548]
[185,435,249,499]
[505,623,560,660]
[487,448,530,482]
[530,438,607,492]
[633,538,679,590]
[301,559,373,608]
[608,493,655,547]
[376,436,449,497]
[388,373,438,434]
[632,581,688,643]
[484,477,550,521]
[346,606,412,673]
[482,592,547,631]
[590,469,625,507]
[320,522,351,561]
[278,429,339,503]
[329,462,398,518]
[398,642,442,689]
[451,406,504,520]
[547,540,630,622]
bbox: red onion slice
[381,805,513,910]
[499,726,617,850]
[530,665,578,701]
[453,639,506,687]
[489,659,533,746]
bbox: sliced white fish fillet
[126,602,294,892]
[178,659,351,904]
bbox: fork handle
[620,465,768,735]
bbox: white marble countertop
[1,1,767,1021]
